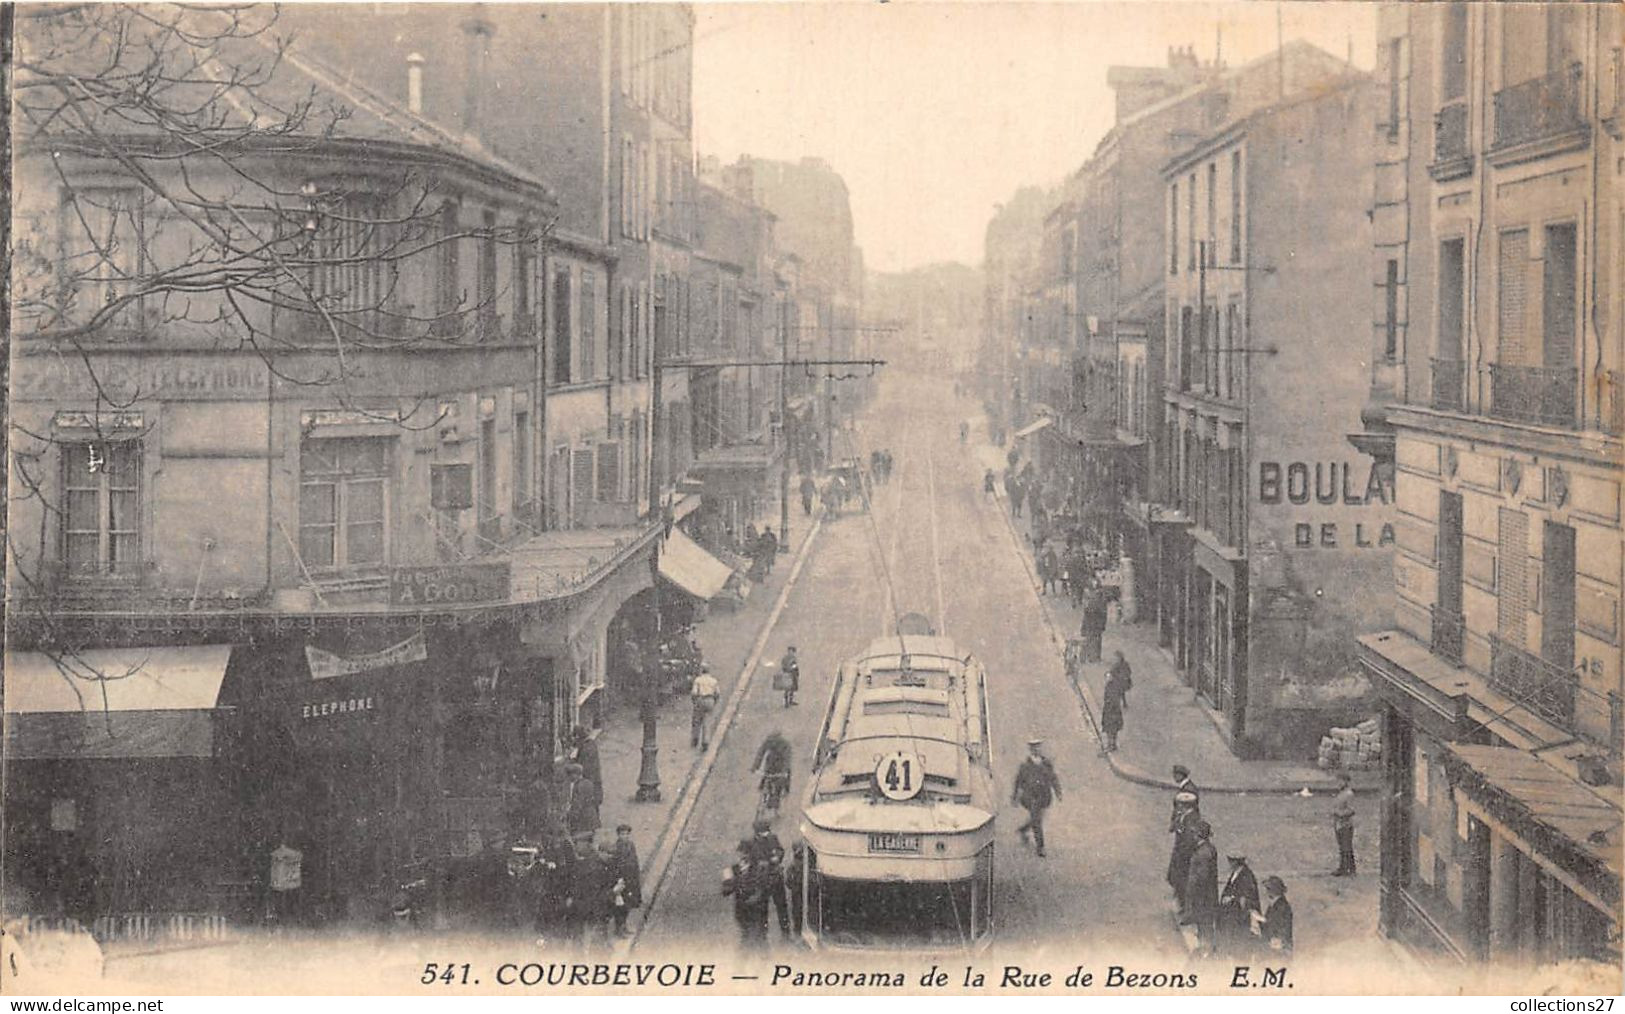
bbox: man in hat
[1331,776,1357,876]
[564,763,600,838]
[1166,791,1201,915]
[1012,739,1063,857]
[1217,852,1260,955]
[690,664,721,750]
[1170,765,1200,825]
[723,838,769,950]
[569,832,613,952]
[747,818,791,939]
[778,646,801,708]
[1100,650,1131,753]
[572,727,603,810]
[800,474,818,516]
[1257,876,1294,954]
[607,823,642,938]
[1181,820,1219,955]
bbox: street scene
[3,0,1622,998]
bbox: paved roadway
[636,369,1187,966]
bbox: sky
[691,1,1377,273]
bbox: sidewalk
[590,481,820,922]
[974,438,1377,796]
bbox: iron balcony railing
[1602,369,1624,437]
[1430,605,1466,666]
[1489,635,1576,732]
[1434,100,1470,163]
[1489,363,1577,428]
[1431,358,1467,412]
[1493,63,1585,151]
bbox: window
[1441,4,1468,102]
[1206,162,1217,255]
[1543,223,1577,369]
[1187,173,1197,269]
[1229,150,1242,264]
[62,188,143,328]
[309,195,386,330]
[62,440,140,576]
[1387,37,1402,136]
[1438,239,1465,361]
[478,210,498,339]
[552,267,572,384]
[513,405,532,516]
[581,272,598,380]
[1497,228,1530,365]
[1224,302,1241,397]
[299,438,388,569]
[1384,259,1400,360]
[1170,183,1179,275]
[479,415,498,529]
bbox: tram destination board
[867,832,922,854]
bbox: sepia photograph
[2,0,1621,1000]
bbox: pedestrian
[1012,738,1062,857]
[1256,876,1294,954]
[723,839,769,950]
[1010,479,1025,518]
[759,527,778,574]
[983,469,996,499]
[1181,820,1219,955]
[1038,545,1058,595]
[748,818,792,939]
[1331,776,1357,876]
[607,823,642,938]
[564,763,600,838]
[1007,447,1020,470]
[690,664,720,749]
[1217,853,1260,956]
[1171,765,1200,814]
[1100,650,1131,753]
[743,523,759,556]
[799,474,817,516]
[1078,580,1108,663]
[572,727,603,810]
[569,833,613,951]
[536,826,576,938]
[1166,791,1200,915]
[776,645,800,708]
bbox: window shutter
[550,446,571,530]
[571,447,596,527]
[597,441,622,503]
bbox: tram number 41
[875,750,926,801]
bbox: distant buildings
[868,263,984,374]
[1355,2,1622,968]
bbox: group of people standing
[743,523,780,583]
[1165,766,1294,957]
[724,819,802,949]
[869,448,894,484]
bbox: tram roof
[854,634,967,667]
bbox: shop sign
[300,695,379,720]
[390,563,510,606]
[305,631,427,680]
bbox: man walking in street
[1331,776,1358,876]
[1217,853,1260,956]
[690,664,720,750]
[1182,820,1219,955]
[1166,790,1200,916]
[1012,738,1062,857]
[724,839,769,951]
[607,824,642,938]
[777,645,801,708]
[799,474,817,517]
[1100,650,1131,754]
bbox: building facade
[1357,2,1623,968]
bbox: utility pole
[778,295,791,545]
[637,302,664,804]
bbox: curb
[986,474,1377,798]
[621,511,825,953]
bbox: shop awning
[4,645,233,760]
[657,528,734,601]
[1014,417,1054,439]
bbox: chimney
[460,9,495,144]
[406,52,426,115]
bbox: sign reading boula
[1258,460,1396,551]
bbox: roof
[1160,72,1371,178]
[1448,743,1622,881]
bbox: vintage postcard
[3,0,1621,1000]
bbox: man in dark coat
[724,839,769,950]
[759,528,778,574]
[1166,791,1200,914]
[1182,820,1219,955]
[572,728,603,809]
[1078,581,1108,663]
[1170,765,1200,821]
[1217,853,1261,955]
[1100,651,1131,753]
[1259,875,1294,954]
[569,834,612,951]
[564,764,600,838]
[1012,739,1062,857]
[1331,776,1358,876]
[1038,546,1059,595]
[799,474,817,516]
[536,827,576,938]
[608,824,642,937]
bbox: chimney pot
[406,52,426,115]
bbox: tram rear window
[816,877,979,946]
[862,700,950,716]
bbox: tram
[796,614,997,951]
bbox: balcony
[1488,363,1576,428]
[1429,101,1473,180]
[1490,63,1588,164]
[1430,605,1465,666]
[1488,635,1575,733]
[1430,358,1466,412]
